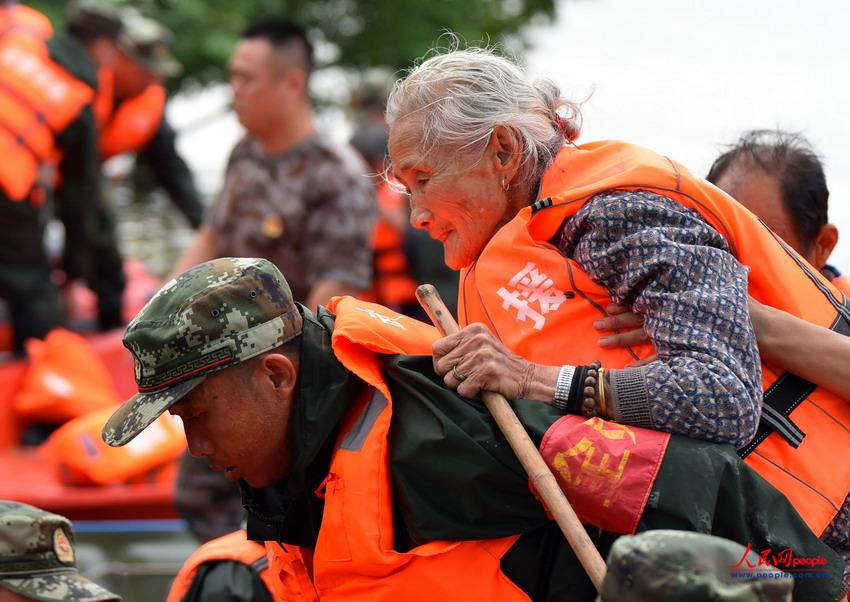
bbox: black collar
[242,304,365,547]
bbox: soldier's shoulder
[309,133,370,177]
[226,136,264,167]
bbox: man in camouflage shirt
[169,18,375,548]
[172,18,375,310]
[0,501,120,601]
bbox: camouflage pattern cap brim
[102,375,204,447]
[1,572,121,602]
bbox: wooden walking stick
[416,284,607,590]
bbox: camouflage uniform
[600,530,794,602]
[0,501,121,601]
[207,134,375,303]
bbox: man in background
[170,17,375,567]
[63,3,203,332]
[98,8,204,230]
[172,18,375,311]
[0,1,106,353]
[707,129,849,294]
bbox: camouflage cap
[0,501,121,602]
[65,0,122,39]
[118,8,181,77]
[599,530,793,602]
[102,258,303,447]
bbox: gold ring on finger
[452,363,466,381]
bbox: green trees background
[30,0,557,90]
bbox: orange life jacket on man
[0,31,93,203]
[99,83,165,160]
[458,140,850,537]
[265,296,530,601]
[167,530,275,602]
[831,274,850,298]
[362,181,419,309]
[0,4,52,39]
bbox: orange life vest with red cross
[0,4,52,39]
[99,83,165,160]
[0,30,93,203]
[458,140,850,536]
[267,296,530,601]
[167,530,275,602]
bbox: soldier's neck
[259,106,316,156]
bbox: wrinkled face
[715,163,809,260]
[229,39,294,137]
[169,363,293,489]
[388,118,508,269]
[114,52,157,100]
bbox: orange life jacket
[167,530,275,602]
[13,329,120,424]
[99,83,165,160]
[0,30,93,203]
[263,543,318,602]
[41,406,184,486]
[362,181,419,309]
[458,140,850,536]
[265,296,529,601]
[0,4,52,39]
[831,274,850,298]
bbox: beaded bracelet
[580,361,611,419]
[581,361,601,417]
[551,362,611,418]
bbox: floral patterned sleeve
[559,190,762,447]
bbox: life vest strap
[339,388,387,452]
[0,79,52,162]
[768,223,850,323]
[739,308,850,457]
[531,197,553,213]
[250,555,270,574]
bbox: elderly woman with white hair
[386,45,850,578]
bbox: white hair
[386,44,580,184]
